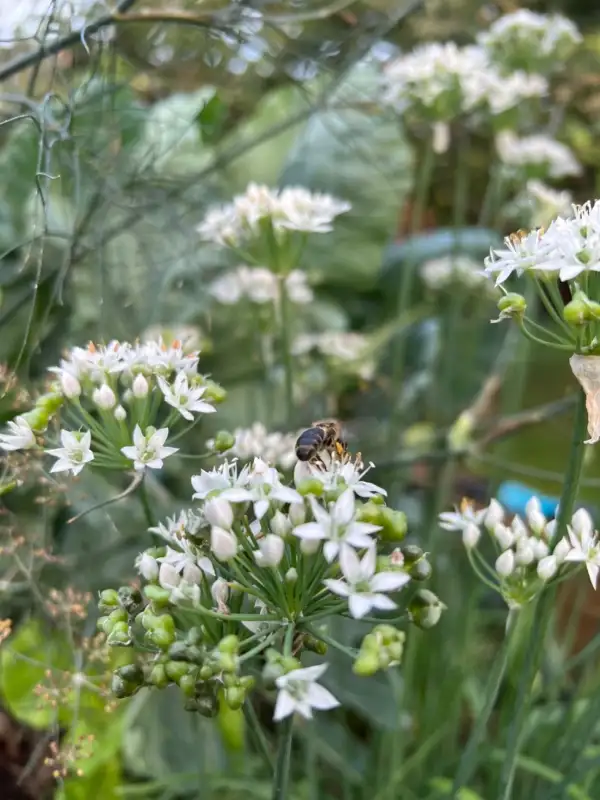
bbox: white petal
[370,594,398,611]
[254,499,270,520]
[306,683,339,711]
[132,425,144,448]
[370,572,411,592]
[334,488,355,525]
[323,540,339,563]
[323,578,350,597]
[273,690,296,722]
[360,546,376,577]
[348,594,373,619]
[339,545,362,582]
[293,522,327,541]
[587,562,599,589]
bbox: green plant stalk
[138,479,156,529]
[391,136,436,399]
[279,276,295,426]
[272,624,296,800]
[497,387,587,800]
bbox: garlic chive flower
[47,430,94,476]
[496,132,581,181]
[157,373,215,421]
[274,664,339,721]
[121,425,178,471]
[209,266,313,306]
[0,417,36,451]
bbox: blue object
[497,481,559,519]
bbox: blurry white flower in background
[207,422,298,471]
[208,266,313,306]
[0,0,110,49]
[496,132,582,180]
[420,255,496,295]
[513,180,573,229]
[292,332,375,381]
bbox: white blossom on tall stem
[46,430,94,476]
[273,664,339,721]
[0,417,36,451]
[157,373,215,421]
[324,545,411,619]
[121,425,178,471]
[293,488,380,562]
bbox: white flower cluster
[207,422,298,470]
[293,331,376,381]
[0,0,99,49]
[419,255,496,294]
[495,132,581,181]
[485,201,600,285]
[209,266,313,306]
[513,180,573,230]
[381,42,548,122]
[478,10,582,73]
[197,183,351,247]
[440,498,600,605]
[0,339,222,476]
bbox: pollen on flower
[44,735,95,779]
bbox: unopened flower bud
[225,686,245,710]
[285,568,298,583]
[357,501,382,526]
[149,664,169,688]
[571,508,593,540]
[205,497,234,530]
[271,510,291,538]
[525,497,546,534]
[553,537,571,563]
[462,523,481,549]
[515,541,535,566]
[182,561,202,584]
[60,372,81,398]
[297,478,324,497]
[300,538,320,555]
[143,584,171,607]
[212,430,235,452]
[179,674,197,696]
[544,519,557,541]
[254,534,285,567]
[111,674,137,698]
[211,527,237,561]
[496,292,526,322]
[202,380,227,404]
[136,552,159,581]
[494,524,514,551]
[563,290,600,326]
[211,577,229,606]
[537,555,558,581]
[511,516,528,541]
[408,589,446,629]
[165,661,190,683]
[108,621,131,646]
[98,589,120,613]
[408,557,432,581]
[353,651,380,677]
[93,383,116,409]
[219,635,240,655]
[159,562,181,590]
[532,538,549,560]
[484,499,504,529]
[379,508,407,542]
[289,502,306,526]
[132,374,149,398]
[495,549,515,577]
[114,405,127,421]
[401,544,423,564]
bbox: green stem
[244,699,275,772]
[452,610,516,793]
[497,387,587,800]
[391,136,436,397]
[279,277,295,426]
[272,623,296,800]
[138,478,156,529]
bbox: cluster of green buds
[354,624,406,676]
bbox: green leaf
[197,94,228,145]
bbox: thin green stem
[272,623,296,800]
[497,387,587,800]
[244,700,274,772]
[279,276,295,425]
[391,136,436,397]
[138,479,156,529]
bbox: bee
[295,419,347,465]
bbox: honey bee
[295,419,347,465]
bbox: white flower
[121,425,178,470]
[275,187,351,233]
[537,555,558,581]
[0,417,36,451]
[211,577,230,611]
[493,524,514,551]
[439,500,486,532]
[158,545,203,585]
[132,374,149,398]
[92,383,117,409]
[293,488,379,563]
[157,373,215,421]
[273,664,339,722]
[294,457,386,500]
[204,497,234,530]
[553,537,571,563]
[484,499,505,529]
[254,534,285,567]
[495,549,515,577]
[47,430,94,476]
[209,266,313,307]
[496,132,581,180]
[532,539,549,561]
[519,180,573,229]
[564,521,600,588]
[114,405,127,421]
[158,561,181,590]
[59,371,81,398]
[515,539,535,566]
[525,497,546,534]
[245,458,303,520]
[191,460,251,502]
[271,510,292,538]
[462,523,481,549]
[219,422,298,470]
[211,527,238,561]
[570,508,594,541]
[420,256,492,293]
[324,545,410,619]
[484,228,549,285]
[136,552,159,581]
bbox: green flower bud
[165,661,191,683]
[408,558,432,581]
[186,645,205,664]
[222,672,237,688]
[140,610,160,631]
[202,381,227,404]
[149,664,169,688]
[179,674,197,697]
[296,478,324,497]
[360,632,379,653]
[240,676,255,690]
[409,589,446,630]
[37,392,64,415]
[401,544,423,564]
[199,665,213,681]
[356,501,382,526]
[154,614,175,636]
[107,622,131,646]
[563,290,600,326]
[102,608,127,634]
[388,642,404,663]
[151,628,176,650]
[303,635,328,656]
[168,641,191,661]
[379,509,407,542]
[213,430,235,452]
[281,656,301,673]
[186,627,204,646]
[21,408,50,433]
[374,624,399,644]
[218,635,240,655]
[143,585,172,607]
[116,664,144,685]
[353,651,380,677]
[111,674,138,699]
[218,653,237,673]
[496,292,526,322]
[98,589,120,613]
[97,615,109,632]
[224,687,246,711]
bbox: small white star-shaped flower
[46,430,94,476]
[157,373,216,421]
[121,425,178,471]
[273,664,339,722]
[0,417,36,451]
